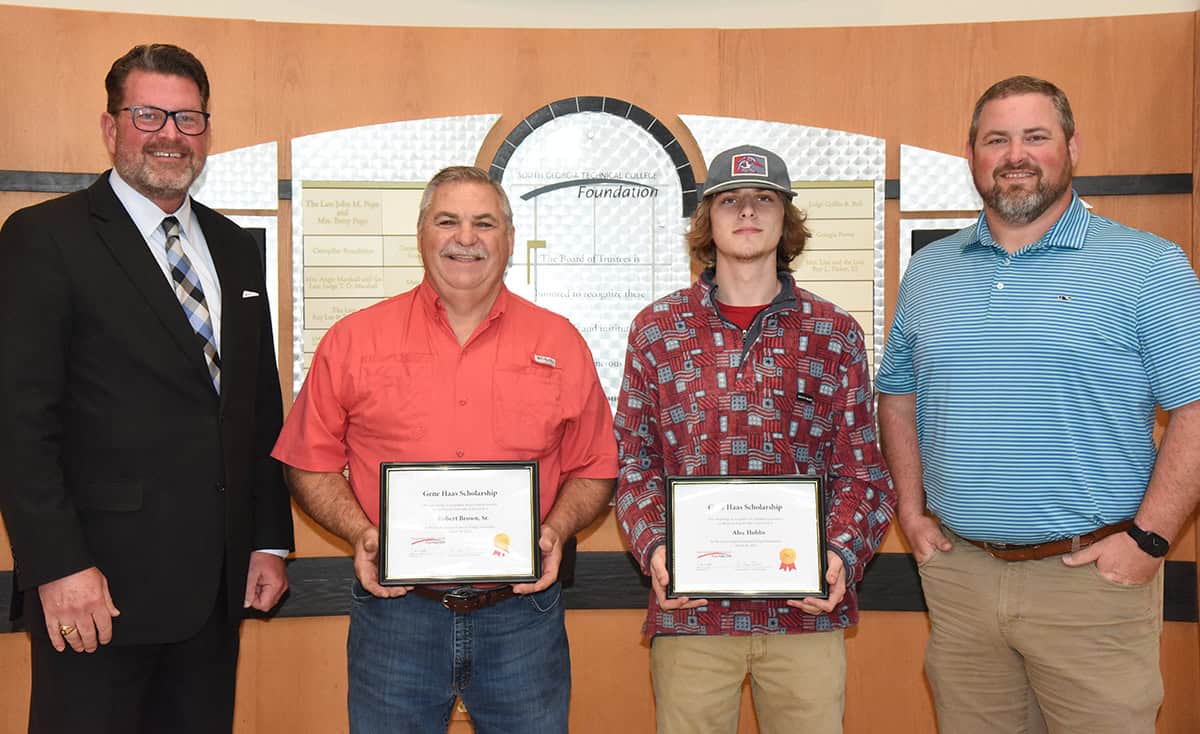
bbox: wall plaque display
[494,99,695,407]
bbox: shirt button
[215,483,225,492]
[996,282,1006,290]
[456,449,464,457]
[458,399,467,406]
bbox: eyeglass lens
[127,106,207,135]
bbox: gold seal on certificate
[665,475,827,599]
[378,461,540,585]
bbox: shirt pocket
[493,366,564,452]
[785,365,838,472]
[356,355,434,441]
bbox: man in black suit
[0,44,294,733]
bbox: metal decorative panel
[898,144,982,213]
[682,116,885,182]
[191,141,278,210]
[289,114,500,392]
[497,111,691,408]
[680,115,886,372]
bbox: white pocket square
[242,290,260,298]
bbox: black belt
[410,585,516,612]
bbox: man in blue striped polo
[877,75,1200,733]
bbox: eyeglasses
[118,105,210,135]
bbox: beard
[981,162,1071,226]
[720,247,778,266]
[113,140,204,204]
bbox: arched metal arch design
[489,96,698,216]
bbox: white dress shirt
[108,169,222,351]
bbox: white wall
[5,0,1199,28]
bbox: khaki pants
[920,530,1164,734]
[650,630,845,734]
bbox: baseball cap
[699,145,796,200]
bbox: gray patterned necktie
[161,216,221,393]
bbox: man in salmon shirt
[272,165,617,733]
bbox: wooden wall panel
[845,612,937,733]
[1195,12,1200,271]
[234,616,350,734]
[577,507,625,552]
[6,611,1188,733]
[276,199,295,405]
[1192,11,1199,716]
[1086,194,1194,249]
[292,510,353,558]
[715,14,1192,177]
[0,635,30,734]
[249,24,720,179]
[1161,623,1200,732]
[0,12,1190,187]
[0,7,263,171]
[1194,19,1200,710]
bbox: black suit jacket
[0,172,294,645]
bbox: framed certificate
[665,475,826,599]
[379,461,540,585]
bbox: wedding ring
[59,624,76,637]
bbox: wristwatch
[1127,523,1170,558]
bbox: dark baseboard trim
[0,171,102,194]
[1072,173,1192,197]
[1,171,1191,202]
[3,552,1193,632]
[882,173,1192,201]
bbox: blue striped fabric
[878,192,1200,543]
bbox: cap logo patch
[732,153,767,176]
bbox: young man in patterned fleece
[614,144,894,733]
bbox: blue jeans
[347,581,570,734]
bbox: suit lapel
[87,173,215,391]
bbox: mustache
[144,145,192,157]
[440,244,488,260]
[993,162,1042,177]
